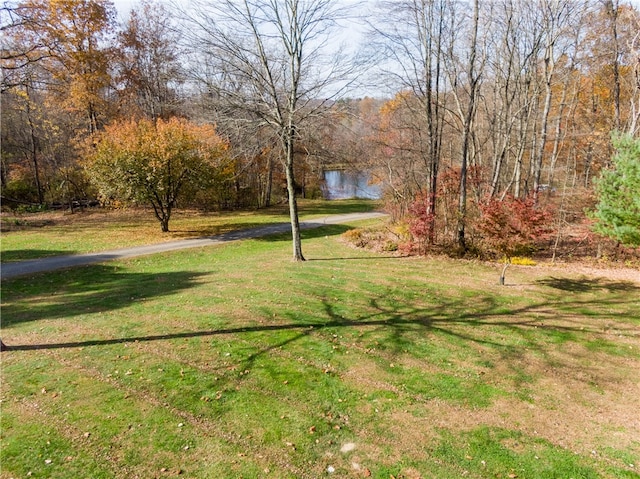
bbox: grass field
[1,202,639,478]
[0,200,377,262]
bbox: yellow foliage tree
[87,118,229,232]
[13,0,116,133]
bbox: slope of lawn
[1,210,639,478]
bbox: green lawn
[1,204,639,478]
[0,199,379,262]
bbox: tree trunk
[285,169,304,261]
[264,154,273,208]
[285,131,305,262]
[161,216,170,233]
[151,197,172,233]
[500,262,510,285]
[25,85,44,204]
[533,54,553,203]
[607,0,621,131]
[457,0,480,252]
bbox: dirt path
[533,263,640,285]
[0,212,387,280]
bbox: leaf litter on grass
[2,226,639,478]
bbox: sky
[112,0,136,19]
[111,0,640,99]
[112,0,640,15]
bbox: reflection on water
[322,170,382,200]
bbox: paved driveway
[0,212,387,280]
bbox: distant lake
[322,170,382,200]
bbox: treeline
[1,0,639,254]
[361,0,640,253]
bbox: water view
[322,170,382,200]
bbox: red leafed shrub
[477,195,552,260]
[407,194,435,253]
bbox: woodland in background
[1,0,639,261]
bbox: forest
[2,0,639,259]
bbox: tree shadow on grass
[4,257,638,368]
[172,221,352,244]
[6,281,638,354]
[1,264,207,327]
[297,199,381,216]
[1,249,78,263]
[1,293,512,351]
[536,276,640,293]
[251,223,353,243]
[167,221,287,239]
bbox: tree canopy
[87,118,229,232]
[591,133,640,247]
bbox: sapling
[477,195,551,285]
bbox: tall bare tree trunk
[25,84,44,204]
[457,0,481,252]
[424,1,444,246]
[285,126,305,261]
[533,41,554,203]
[605,0,621,131]
[264,154,273,208]
[532,0,576,203]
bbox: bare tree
[115,0,185,120]
[483,0,540,199]
[628,10,640,135]
[446,0,483,251]
[603,0,622,130]
[368,0,449,245]
[531,0,583,202]
[182,0,357,261]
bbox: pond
[322,170,382,200]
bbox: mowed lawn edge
[1,214,639,479]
